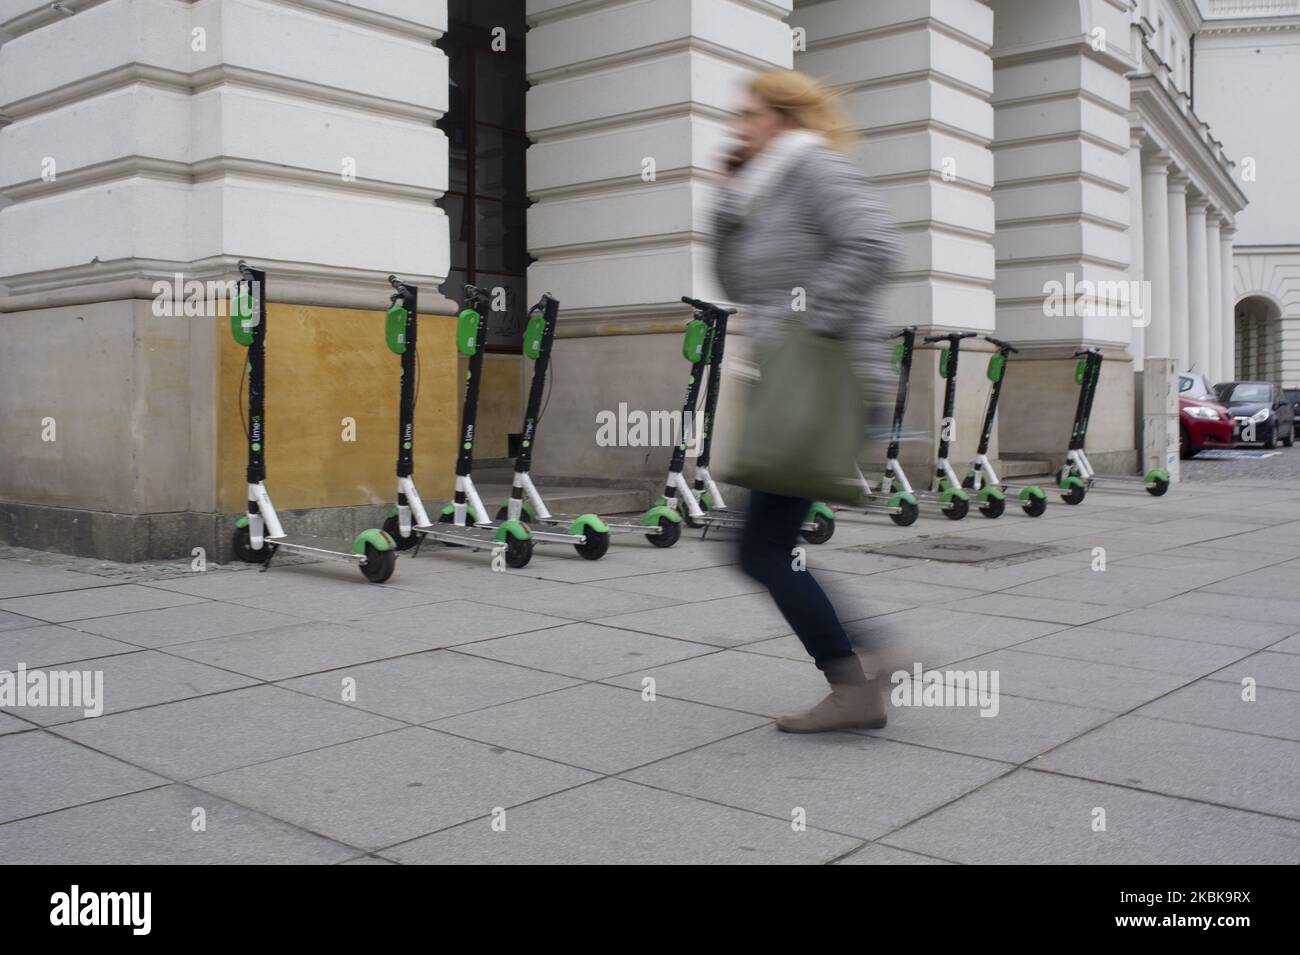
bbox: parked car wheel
[1286,422,1296,448]
[1180,425,1193,460]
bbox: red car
[1179,373,1233,458]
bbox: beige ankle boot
[777,654,888,733]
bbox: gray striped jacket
[709,142,901,419]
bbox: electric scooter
[489,292,612,559]
[1058,347,1170,503]
[228,262,398,583]
[379,279,537,568]
[864,327,971,520]
[961,336,1048,517]
[644,297,836,545]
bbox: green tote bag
[723,322,864,502]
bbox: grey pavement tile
[0,565,117,599]
[942,593,1123,626]
[623,726,1008,840]
[455,622,717,680]
[344,599,571,647]
[937,648,1191,712]
[0,711,35,735]
[0,610,45,632]
[1087,606,1294,649]
[1010,626,1251,676]
[883,768,1300,864]
[1270,632,1300,655]
[835,844,955,865]
[822,576,983,609]
[867,557,1082,592]
[595,592,797,647]
[1136,682,1300,742]
[341,855,397,864]
[194,725,596,850]
[387,778,859,865]
[167,620,448,682]
[515,545,736,584]
[235,584,444,623]
[430,682,766,774]
[0,584,207,624]
[1030,716,1300,819]
[604,649,828,718]
[1204,573,1300,601]
[147,570,345,602]
[277,650,579,724]
[5,650,257,726]
[66,600,308,648]
[383,565,561,601]
[0,731,166,824]
[55,685,403,780]
[0,625,139,670]
[1148,591,1300,628]
[1205,651,1300,691]
[796,547,913,576]
[1003,567,1206,608]
[855,681,1114,764]
[589,565,766,602]
[481,581,684,620]
[0,784,355,864]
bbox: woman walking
[711,70,900,733]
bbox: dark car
[1178,373,1233,458]
[1286,388,1300,421]
[1213,380,1296,449]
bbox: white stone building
[0,0,1294,559]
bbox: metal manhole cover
[866,537,1044,564]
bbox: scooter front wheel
[800,513,835,545]
[575,528,610,561]
[1061,485,1086,505]
[979,495,1005,519]
[381,514,419,552]
[943,497,969,520]
[1146,476,1170,497]
[1022,495,1047,518]
[360,543,397,583]
[231,525,263,564]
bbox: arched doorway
[1234,294,1283,382]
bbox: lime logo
[251,443,261,451]
[463,442,471,450]
[403,441,412,450]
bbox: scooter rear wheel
[979,495,1005,519]
[1146,476,1170,497]
[890,499,919,527]
[800,513,835,545]
[505,536,534,568]
[381,514,419,552]
[1022,495,1047,517]
[360,543,397,583]
[575,528,610,561]
[1062,485,1086,505]
[647,516,680,548]
[943,497,969,520]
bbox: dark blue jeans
[739,490,854,670]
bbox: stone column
[1205,211,1223,383]
[792,0,996,469]
[1128,132,1146,366]
[1221,226,1237,380]
[1141,151,1172,358]
[1167,171,1191,372]
[1185,192,1211,378]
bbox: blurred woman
[711,69,900,733]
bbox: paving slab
[942,593,1124,626]
[475,581,684,621]
[454,622,717,680]
[1148,591,1300,627]
[595,592,799,647]
[277,650,579,724]
[0,624,139,670]
[834,844,955,865]
[1204,650,1300,691]
[0,564,118,599]
[65,600,308,648]
[387,778,859,865]
[193,726,597,850]
[343,599,572,647]
[624,726,1008,840]
[55,685,403,780]
[1087,606,1294,649]
[1136,681,1300,742]
[0,730,166,824]
[883,768,1300,864]
[0,584,207,624]
[0,610,45,632]
[1030,716,1300,819]
[0,784,356,864]
[430,682,767,774]
[1009,625,1251,676]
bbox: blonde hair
[749,70,855,152]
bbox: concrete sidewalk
[2,464,1299,864]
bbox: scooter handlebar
[681,296,737,316]
[889,325,918,339]
[985,335,1019,353]
[528,292,557,314]
[1072,347,1102,357]
[923,331,978,344]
